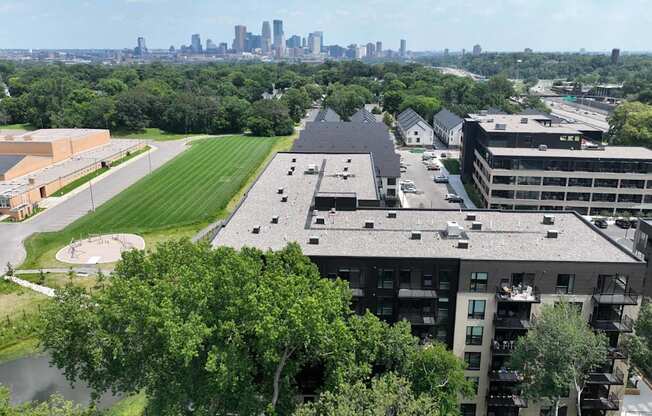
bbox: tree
[114,89,151,131]
[293,374,441,416]
[511,301,608,416]
[247,100,294,137]
[304,84,323,101]
[381,91,404,114]
[607,101,652,147]
[282,88,311,123]
[399,95,442,122]
[0,385,92,416]
[210,96,251,134]
[383,112,394,128]
[627,302,652,377]
[324,85,372,120]
[40,242,352,416]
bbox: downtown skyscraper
[273,19,285,56]
[261,21,272,54]
[233,25,246,53]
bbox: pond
[0,354,121,409]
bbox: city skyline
[0,0,651,51]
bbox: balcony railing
[486,392,528,408]
[489,370,522,383]
[491,339,516,356]
[398,313,436,326]
[592,287,638,305]
[580,392,620,411]
[496,285,541,303]
[494,313,531,330]
[587,367,624,385]
[607,346,628,360]
[589,314,634,333]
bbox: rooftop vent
[543,214,555,225]
[277,187,284,194]
[28,178,36,185]
[446,221,463,238]
[364,220,374,229]
[346,158,352,163]
[387,211,397,219]
[495,123,507,130]
[313,209,319,216]
[458,240,470,249]
[290,166,296,171]
[315,217,325,225]
[539,144,548,151]
[486,118,494,123]
[281,196,288,202]
[342,173,349,180]
[271,216,279,224]
[287,170,293,176]
[466,213,477,221]
[547,230,559,239]
[292,158,297,163]
[343,166,349,172]
[471,221,482,230]
[411,231,422,240]
[309,236,320,245]
[252,225,261,234]
[520,117,529,124]
[330,208,336,214]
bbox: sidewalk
[439,164,477,209]
[3,275,54,297]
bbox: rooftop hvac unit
[281,196,288,202]
[387,211,397,219]
[547,230,559,239]
[364,220,374,229]
[446,221,463,237]
[343,166,349,172]
[252,225,261,234]
[458,240,469,249]
[466,213,476,221]
[287,170,293,176]
[308,236,320,245]
[495,123,507,130]
[520,118,529,124]
[292,158,297,163]
[538,144,548,151]
[411,231,422,240]
[271,216,279,224]
[277,187,284,194]
[290,166,296,171]
[315,217,325,225]
[543,214,555,225]
[28,178,36,185]
[471,221,482,230]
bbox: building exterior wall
[433,120,463,148]
[379,176,399,203]
[401,124,434,147]
[0,156,51,180]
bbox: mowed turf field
[22,135,279,268]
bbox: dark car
[630,218,639,228]
[615,218,631,229]
[593,219,608,229]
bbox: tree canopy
[607,101,652,147]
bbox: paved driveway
[398,149,463,209]
[0,138,191,274]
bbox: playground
[55,234,145,265]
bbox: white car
[445,193,463,202]
[434,175,449,183]
[401,180,415,186]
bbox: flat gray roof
[213,152,638,263]
[468,114,582,135]
[488,146,652,160]
[0,155,25,175]
[0,128,108,143]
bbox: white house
[396,108,434,146]
[432,108,464,148]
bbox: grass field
[111,128,203,142]
[441,158,461,174]
[0,123,36,131]
[104,393,148,416]
[22,135,282,269]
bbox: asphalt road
[0,138,192,274]
[544,98,610,132]
[398,149,464,209]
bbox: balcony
[580,393,620,411]
[496,285,540,303]
[397,288,437,299]
[494,313,531,330]
[489,370,522,383]
[592,287,638,305]
[587,368,624,385]
[486,393,528,408]
[398,313,436,326]
[607,346,628,360]
[590,314,634,333]
[491,339,516,356]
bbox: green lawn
[22,135,280,269]
[111,128,203,142]
[104,393,148,416]
[0,123,36,131]
[441,158,461,174]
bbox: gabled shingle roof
[350,108,378,123]
[433,108,464,130]
[315,107,342,122]
[293,122,400,178]
[397,108,430,130]
[0,155,25,176]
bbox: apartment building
[213,152,645,416]
[0,129,141,220]
[397,108,434,146]
[433,108,464,148]
[461,113,652,216]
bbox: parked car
[76,271,90,277]
[593,219,608,229]
[403,186,418,193]
[433,175,449,183]
[440,152,448,158]
[426,162,440,171]
[615,218,631,229]
[400,180,415,186]
[422,151,436,160]
[400,166,407,173]
[630,218,639,228]
[445,193,463,203]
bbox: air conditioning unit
[471,221,482,230]
[539,144,548,151]
[309,236,320,245]
[547,230,559,239]
[411,231,422,240]
[315,217,325,225]
[447,221,463,237]
[543,214,555,225]
[387,211,397,219]
[252,226,261,234]
[466,213,477,221]
[458,240,469,249]
[364,220,374,229]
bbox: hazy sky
[0,0,650,51]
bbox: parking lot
[398,149,464,209]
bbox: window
[595,178,618,188]
[378,269,394,289]
[541,191,565,201]
[376,300,393,317]
[464,352,481,370]
[568,177,592,187]
[438,269,452,290]
[543,177,567,186]
[461,404,476,416]
[416,137,420,143]
[423,274,433,288]
[437,297,449,323]
[387,177,396,185]
[592,193,616,202]
[556,274,575,294]
[618,194,643,203]
[621,179,645,189]
[414,131,419,135]
[515,190,540,200]
[465,377,480,394]
[469,272,488,292]
[491,190,514,199]
[387,188,396,197]
[400,269,411,286]
[465,326,483,345]
[492,176,515,185]
[517,176,541,186]
[338,268,351,280]
[566,192,590,201]
[468,300,486,319]
[0,197,9,209]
